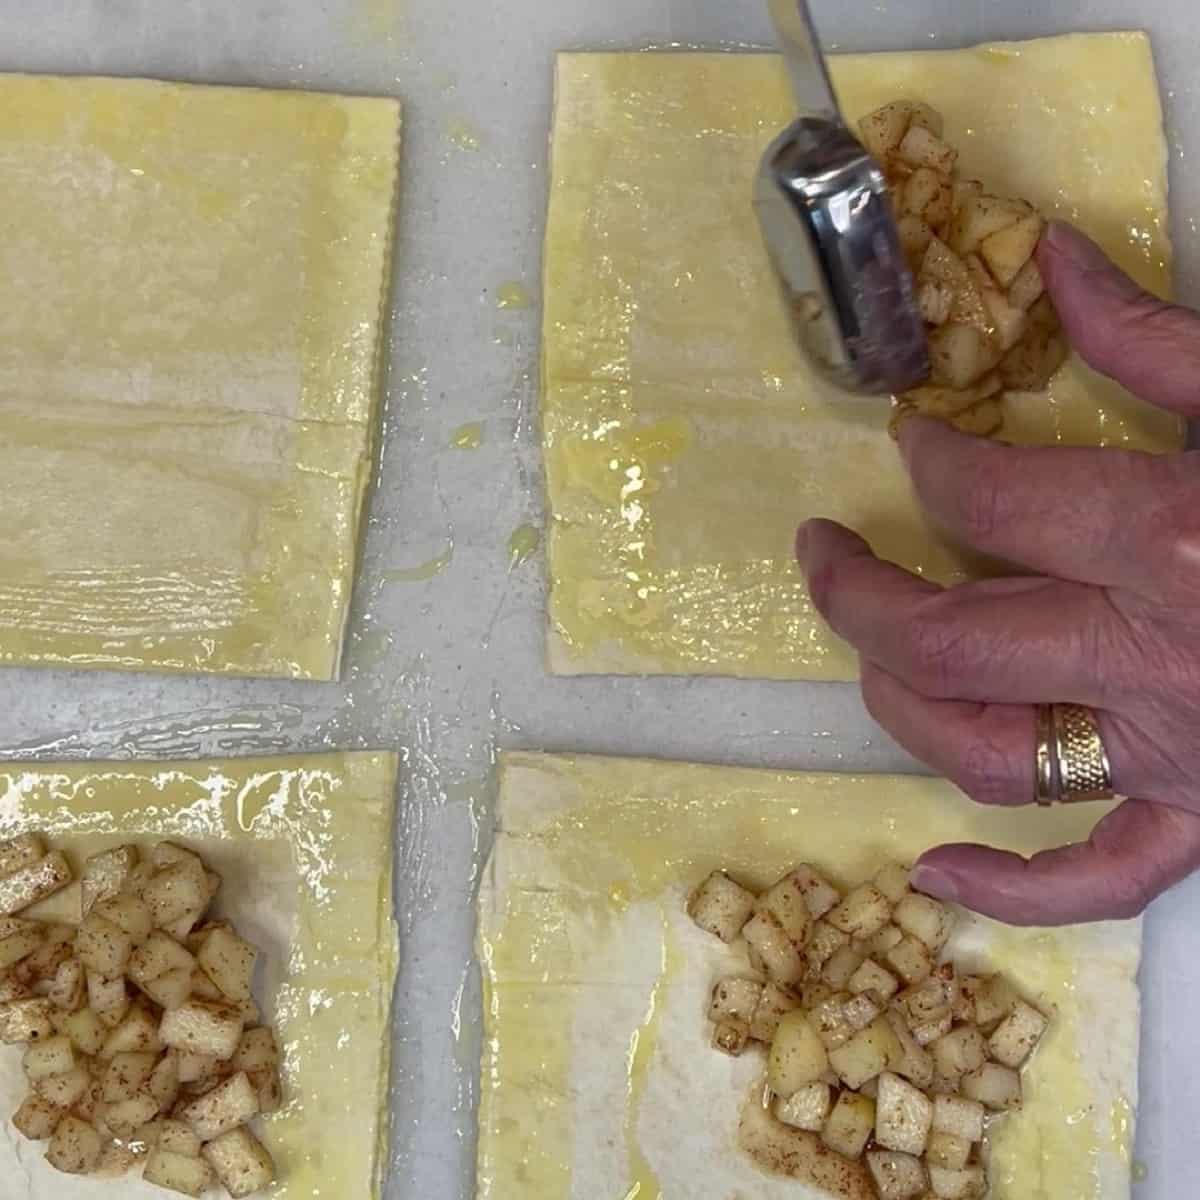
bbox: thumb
[910,799,1200,926]
[1039,221,1200,417]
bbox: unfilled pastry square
[478,751,1140,1199]
[0,75,400,679]
[542,35,1181,680]
[0,749,399,1198]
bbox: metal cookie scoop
[755,0,929,395]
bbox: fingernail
[795,522,812,565]
[1042,221,1111,272]
[911,864,960,903]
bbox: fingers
[896,415,1183,595]
[798,519,1122,705]
[861,663,1034,807]
[1040,221,1200,418]
[911,799,1200,925]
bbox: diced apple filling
[691,858,1050,1198]
[0,835,281,1196]
[858,98,1068,439]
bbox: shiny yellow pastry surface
[0,75,400,679]
[542,35,1180,679]
[0,751,399,1199]
[479,753,1140,1199]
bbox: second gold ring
[1034,703,1115,805]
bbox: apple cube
[13,1091,64,1140]
[0,852,72,916]
[775,1080,831,1132]
[806,920,849,971]
[742,912,805,987]
[894,895,956,954]
[33,1063,92,1108]
[931,1027,987,1078]
[45,1114,103,1175]
[143,1147,216,1197]
[864,924,905,958]
[24,1033,75,1080]
[897,125,957,174]
[180,1070,260,1141]
[105,1092,161,1139]
[842,992,884,1032]
[144,967,195,1012]
[827,885,892,940]
[76,913,133,980]
[867,1149,928,1200]
[768,1011,829,1097]
[933,1093,985,1142]
[749,981,799,1043]
[160,999,244,1061]
[822,944,866,990]
[927,1130,972,1170]
[1008,258,1045,311]
[810,992,855,1051]
[101,1004,162,1058]
[687,871,756,943]
[885,936,935,986]
[1,997,56,1042]
[80,845,139,914]
[875,1070,934,1156]
[709,977,763,1029]
[202,1125,276,1198]
[860,101,916,160]
[848,958,899,1001]
[712,1021,749,1056]
[828,1018,897,1090]
[822,1090,876,1159]
[100,1050,157,1102]
[972,974,1018,1029]
[0,924,45,971]
[980,213,1044,287]
[142,861,209,930]
[196,925,257,1003]
[757,875,814,947]
[61,1008,106,1057]
[988,1000,1048,1068]
[883,1011,934,1090]
[0,834,47,877]
[929,1164,988,1198]
[962,1062,1022,1112]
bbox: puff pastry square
[542,35,1180,679]
[0,76,400,678]
[0,750,399,1198]
[479,752,1140,1199]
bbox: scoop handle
[768,0,840,120]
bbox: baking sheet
[0,2,1196,1198]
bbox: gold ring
[1051,703,1115,803]
[1034,704,1057,806]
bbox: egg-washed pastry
[0,76,400,679]
[541,35,1181,681]
[0,751,398,1198]
[478,752,1140,1200]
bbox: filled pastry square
[0,750,399,1197]
[541,36,1179,679]
[479,752,1140,1199]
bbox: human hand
[797,220,1200,926]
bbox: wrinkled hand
[797,221,1200,926]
